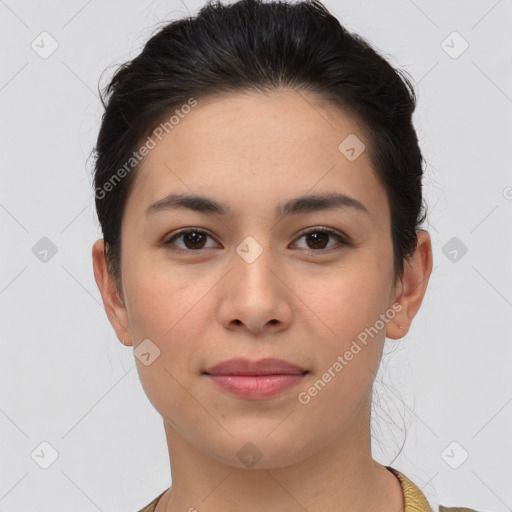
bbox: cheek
[122,264,219,398]
[296,260,391,340]
[296,260,392,400]
[122,250,206,340]
[123,269,208,414]
[298,271,389,413]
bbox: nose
[217,242,293,334]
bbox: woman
[91,0,481,510]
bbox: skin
[92,88,433,512]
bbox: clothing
[386,467,479,512]
[136,466,480,512]
[137,488,167,512]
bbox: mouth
[203,373,308,399]
[202,358,309,400]
[203,357,308,376]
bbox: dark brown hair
[93,0,427,295]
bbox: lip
[203,358,308,400]
[203,357,306,376]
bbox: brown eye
[305,232,329,249]
[164,229,218,252]
[293,228,348,251]
[163,227,348,254]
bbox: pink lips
[203,357,308,400]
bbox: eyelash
[163,227,349,254]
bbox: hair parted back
[93,0,427,296]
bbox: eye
[163,227,349,254]
[292,227,348,252]
[163,228,219,253]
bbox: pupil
[308,232,327,249]
[186,232,205,249]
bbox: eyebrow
[145,192,369,217]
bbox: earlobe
[91,239,133,347]
[386,230,433,340]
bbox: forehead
[124,89,389,224]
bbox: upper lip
[203,357,307,376]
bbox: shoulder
[136,489,167,512]
[386,465,484,512]
[439,507,481,512]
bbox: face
[93,89,429,469]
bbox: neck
[157,399,404,512]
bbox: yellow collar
[387,466,433,511]
[140,467,434,512]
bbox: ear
[386,230,433,340]
[92,239,133,347]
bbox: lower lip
[205,373,307,399]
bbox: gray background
[0,0,511,510]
